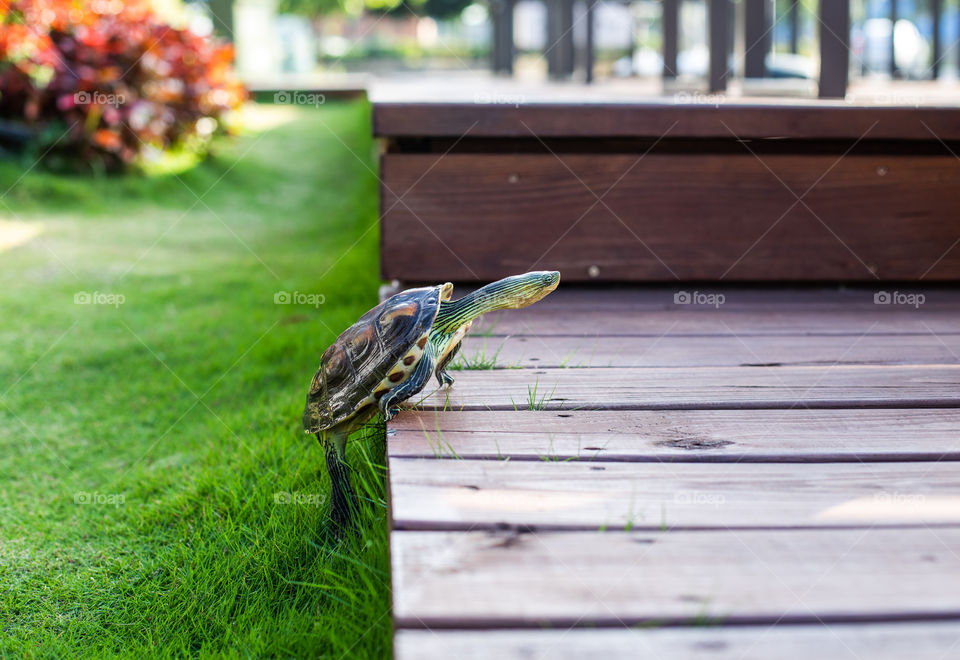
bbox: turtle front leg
[435,340,461,388]
[380,343,436,421]
[319,429,358,531]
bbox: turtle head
[494,270,561,309]
[435,271,560,331]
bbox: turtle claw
[438,371,455,388]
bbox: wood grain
[455,334,960,368]
[409,365,960,411]
[389,459,960,530]
[381,153,960,282]
[391,528,960,627]
[387,409,960,462]
[374,102,960,140]
[395,624,960,660]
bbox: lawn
[0,101,391,658]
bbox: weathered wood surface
[388,409,960,462]
[374,102,960,140]
[381,153,960,282]
[412,365,960,410]
[389,459,960,530]
[451,287,960,335]
[395,623,960,660]
[388,285,960,653]
[456,334,960,368]
[392,528,960,627]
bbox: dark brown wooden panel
[374,103,960,140]
[395,623,960,659]
[381,153,960,282]
[388,409,960,462]
[392,528,960,627]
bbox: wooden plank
[410,365,960,410]
[381,153,960,282]
[389,459,960,530]
[391,528,960,627]
[387,409,960,462]
[455,334,960,368]
[461,286,960,336]
[471,306,960,336]
[373,103,960,140]
[396,623,960,660]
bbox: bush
[0,0,245,171]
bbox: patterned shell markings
[302,285,443,433]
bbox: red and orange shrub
[0,0,245,171]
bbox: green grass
[0,102,391,658]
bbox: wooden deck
[387,287,960,658]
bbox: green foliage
[0,102,389,657]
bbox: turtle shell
[302,284,448,434]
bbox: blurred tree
[278,0,471,17]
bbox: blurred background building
[208,0,960,96]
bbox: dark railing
[489,0,956,99]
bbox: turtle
[303,270,561,528]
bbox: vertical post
[547,0,576,78]
[789,0,799,53]
[889,0,898,77]
[663,0,679,78]
[585,0,596,83]
[490,0,515,74]
[931,0,941,79]
[818,0,850,98]
[709,0,731,91]
[744,0,771,78]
